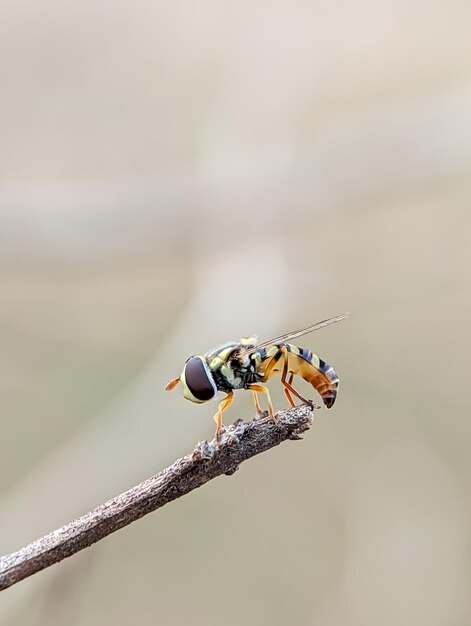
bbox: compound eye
[184,356,216,401]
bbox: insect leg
[252,390,263,415]
[280,347,310,405]
[249,384,276,420]
[212,391,234,444]
[283,371,296,407]
[279,351,295,406]
[253,348,284,416]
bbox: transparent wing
[240,312,349,356]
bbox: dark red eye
[184,357,215,401]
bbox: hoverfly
[165,313,348,443]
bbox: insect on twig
[166,313,348,443]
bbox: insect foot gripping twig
[192,403,316,472]
[0,404,316,592]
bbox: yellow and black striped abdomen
[258,343,340,408]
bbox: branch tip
[0,403,315,592]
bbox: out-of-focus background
[1,1,471,624]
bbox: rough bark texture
[0,404,314,591]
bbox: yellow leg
[212,391,234,444]
[252,390,262,414]
[281,354,295,406]
[257,348,284,413]
[280,347,310,405]
[283,372,296,407]
[249,384,276,420]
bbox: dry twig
[0,404,315,591]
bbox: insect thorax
[205,342,263,393]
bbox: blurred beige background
[1,1,471,624]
